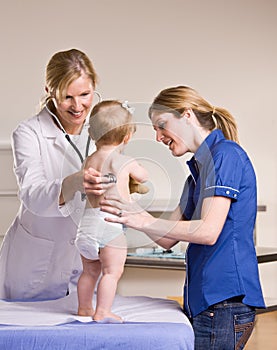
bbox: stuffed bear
[129,176,149,194]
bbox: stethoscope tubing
[45,103,90,164]
[44,90,102,164]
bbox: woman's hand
[60,167,115,205]
[100,194,182,250]
[100,194,154,231]
[83,167,115,196]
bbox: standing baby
[75,100,149,322]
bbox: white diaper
[75,208,124,260]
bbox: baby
[75,100,148,322]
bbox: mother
[100,86,265,349]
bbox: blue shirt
[180,129,265,318]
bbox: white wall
[0,0,276,300]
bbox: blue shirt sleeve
[203,145,243,201]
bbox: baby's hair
[89,100,135,146]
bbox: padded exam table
[0,292,194,350]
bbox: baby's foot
[93,312,123,323]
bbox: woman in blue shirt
[99,86,265,349]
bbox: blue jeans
[192,298,256,350]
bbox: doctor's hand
[100,194,154,231]
[83,167,116,196]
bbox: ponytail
[211,106,239,143]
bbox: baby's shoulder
[83,152,98,169]
[111,154,136,171]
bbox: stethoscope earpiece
[94,90,102,103]
[52,97,58,109]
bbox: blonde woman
[99,86,265,348]
[0,49,112,301]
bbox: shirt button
[76,208,81,214]
[70,239,75,245]
[226,190,230,195]
[72,270,79,275]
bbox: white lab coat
[0,108,95,300]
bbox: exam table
[0,291,194,350]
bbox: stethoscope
[45,91,102,165]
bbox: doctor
[0,49,110,301]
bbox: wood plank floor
[245,311,277,349]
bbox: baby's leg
[93,234,127,322]
[77,256,101,316]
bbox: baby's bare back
[85,149,133,208]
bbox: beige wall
[1,0,276,244]
[0,0,276,300]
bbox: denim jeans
[191,298,256,350]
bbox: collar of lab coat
[38,108,67,151]
[38,107,90,154]
[39,108,64,137]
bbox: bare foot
[77,307,94,317]
[93,311,123,323]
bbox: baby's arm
[129,159,149,184]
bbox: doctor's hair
[41,48,98,109]
[149,86,239,143]
[89,100,136,146]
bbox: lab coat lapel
[38,108,93,169]
[38,108,67,152]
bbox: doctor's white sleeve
[11,121,78,217]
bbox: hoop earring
[94,91,102,103]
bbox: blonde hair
[89,100,135,146]
[41,48,98,109]
[149,86,239,143]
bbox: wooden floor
[245,310,277,349]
